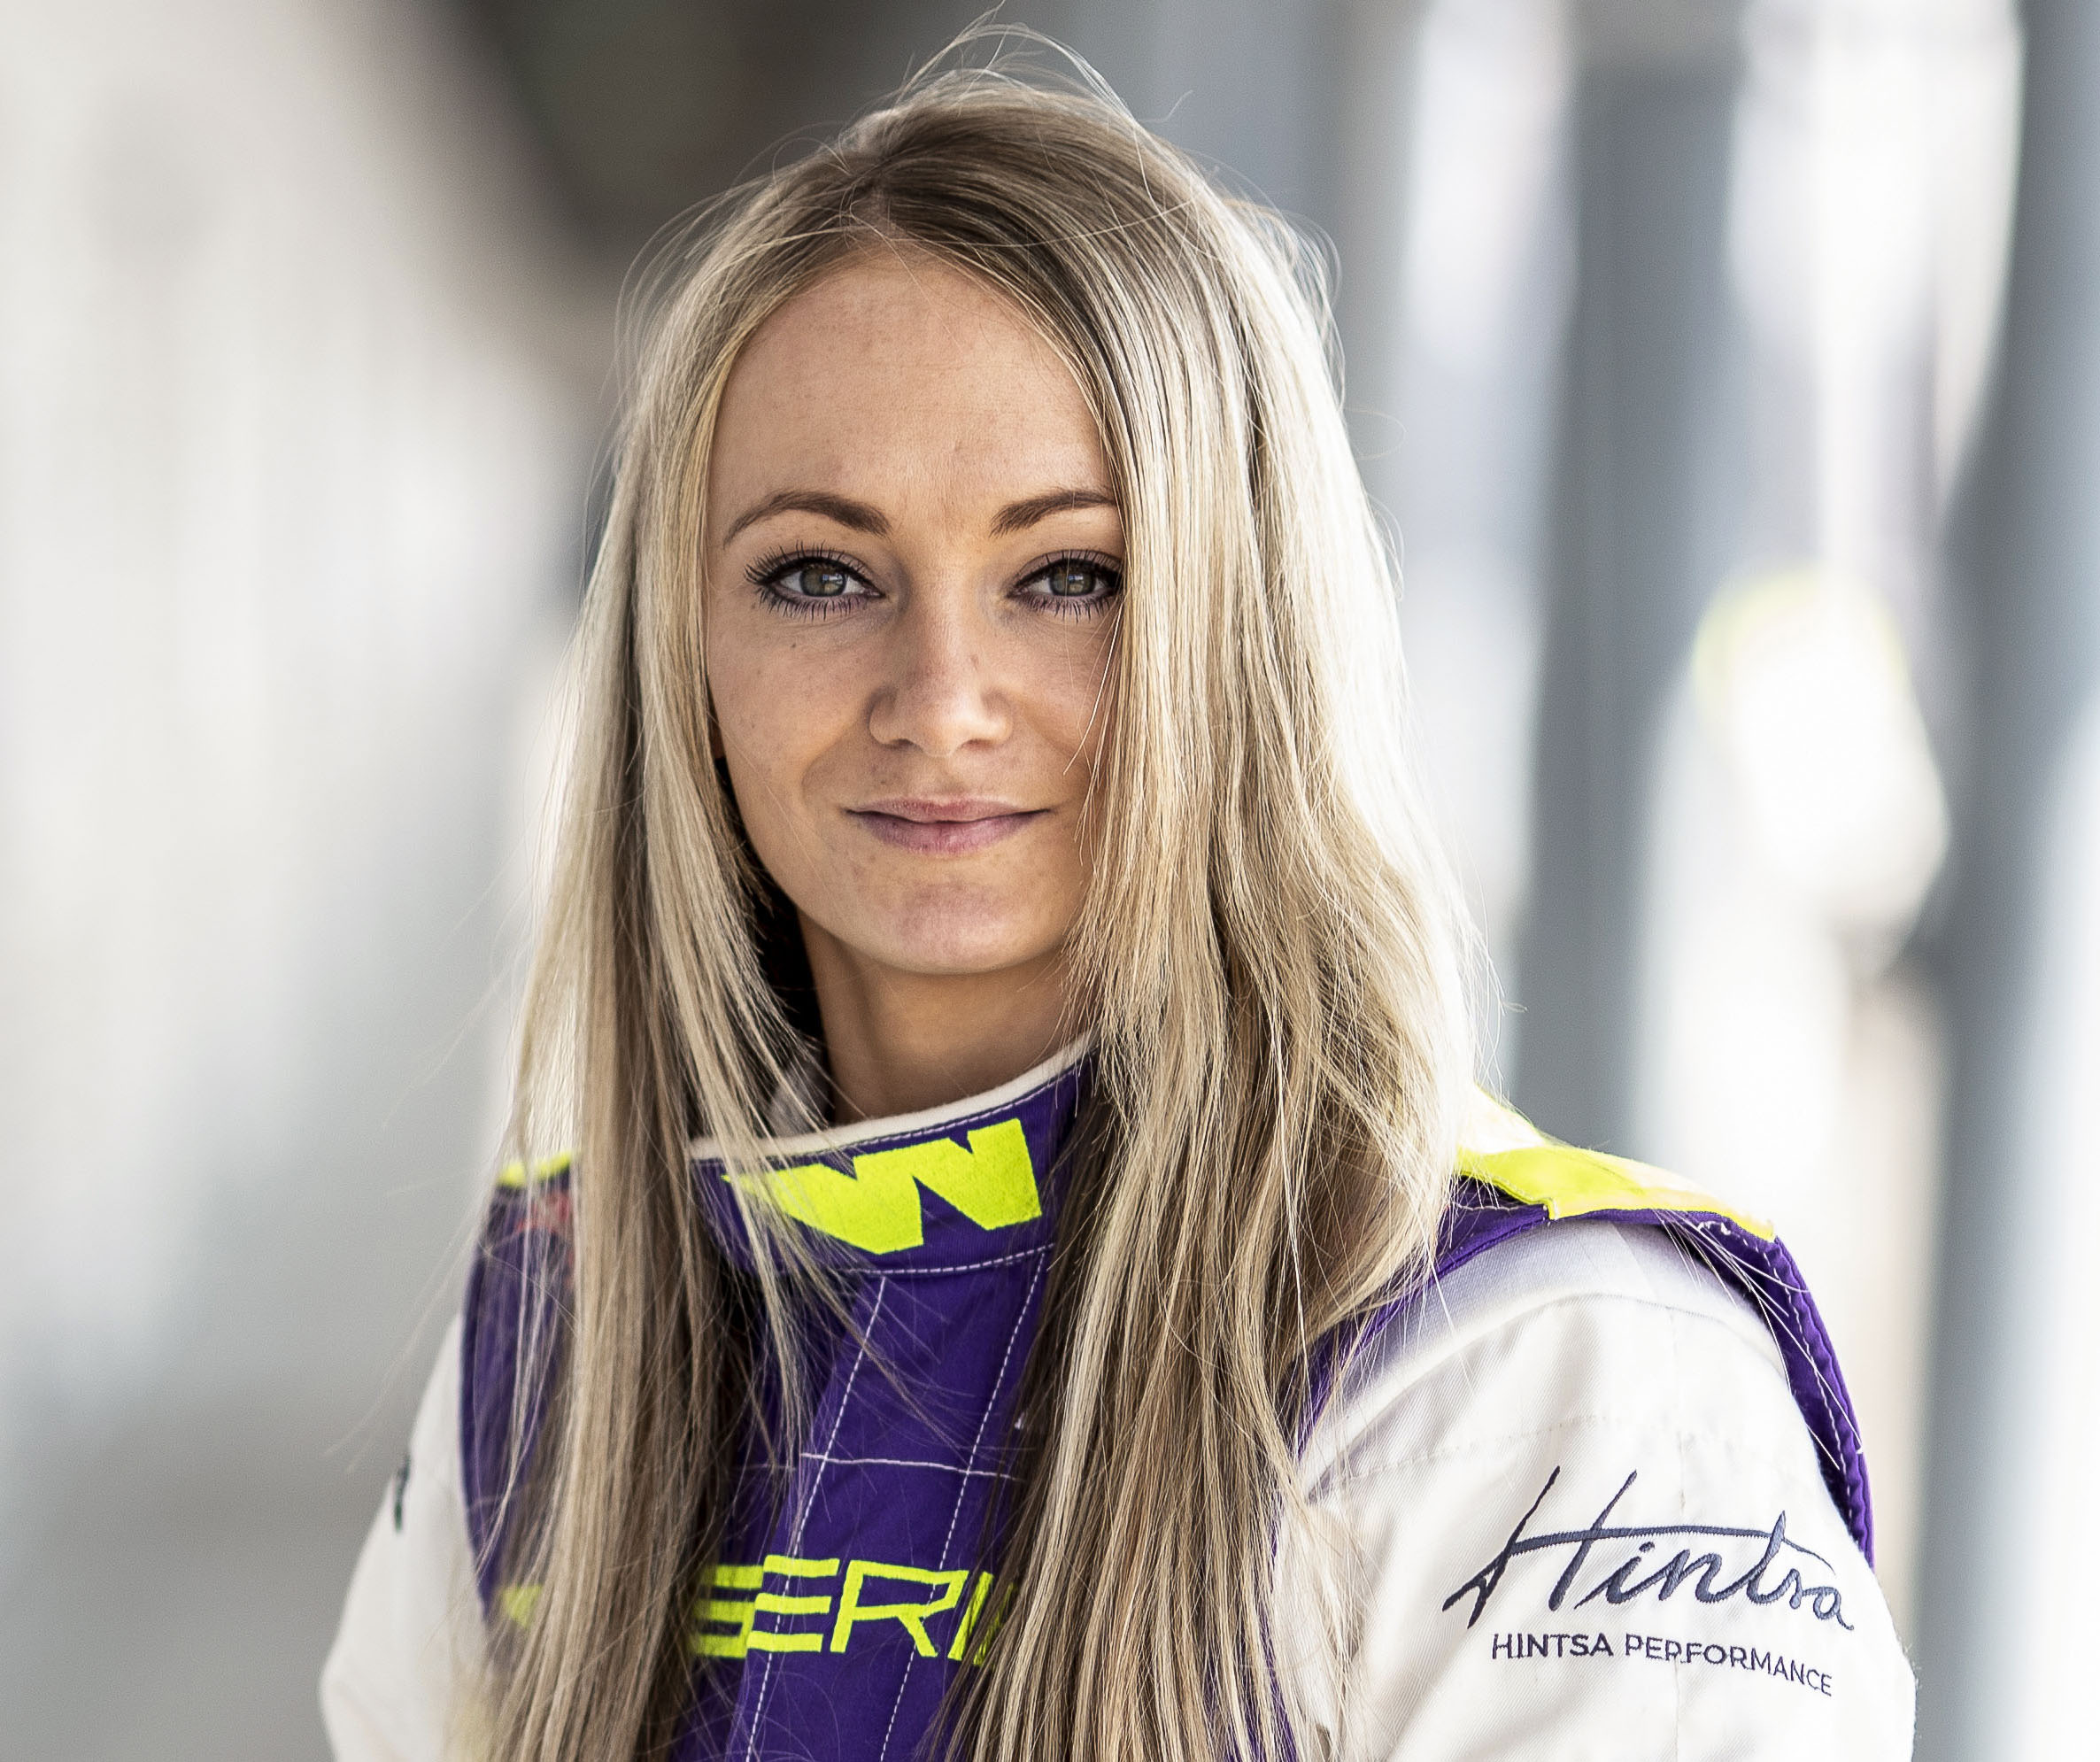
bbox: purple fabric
[459,1179,569,1611]
[459,1072,1873,1760]
[460,1061,1085,1761]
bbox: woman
[322,56,1914,1762]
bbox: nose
[865,591,1009,757]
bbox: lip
[846,797,1046,854]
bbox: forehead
[707,255,1109,519]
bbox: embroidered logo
[725,1118,1041,1254]
[1444,1468,1853,1632]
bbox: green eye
[1041,560,1116,598]
[786,560,852,598]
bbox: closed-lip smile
[846,797,1046,854]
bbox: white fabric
[323,1318,483,1762]
[1280,1217,1913,1758]
[322,1219,1914,1759]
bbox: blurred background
[0,0,2090,1755]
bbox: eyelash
[746,547,868,620]
[745,547,1124,621]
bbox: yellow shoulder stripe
[1457,1091,1774,1241]
[496,1152,573,1190]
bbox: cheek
[707,635,837,867]
[1037,624,1118,765]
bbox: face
[703,257,1122,997]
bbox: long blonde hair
[490,42,1472,1762]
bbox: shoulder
[1280,1148,1916,1757]
[1400,1088,1874,1553]
[1304,1215,1795,1493]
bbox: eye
[1022,555,1123,613]
[748,550,873,615]
[779,560,853,598]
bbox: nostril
[867,656,1008,754]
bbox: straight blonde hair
[488,40,1472,1762]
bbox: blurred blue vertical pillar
[1514,19,1741,1151]
[1918,3,2100,1756]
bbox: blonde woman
[322,55,1914,1762]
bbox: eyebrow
[989,487,1119,535]
[721,485,1118,545]
[722,490,889,545]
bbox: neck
[799,916,1078,1123]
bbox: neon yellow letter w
[730,1118,1041,1255]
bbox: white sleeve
[320,1317,487,1762]
[1281,1219,1916,1760]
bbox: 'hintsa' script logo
[1444,1468,1852,1631]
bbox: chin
[856,891,1063,978]
[866,924,1058,979]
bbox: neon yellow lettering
[829,1560,969,1655]
[691,1563,762,1658]
[731,1158,925,1254]
[762,1554,840,1576]
[728,1119,1040,1254]
[747,1555,838,1654]
[856,1120,1041,1233]
[946,1571,1010,1665]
